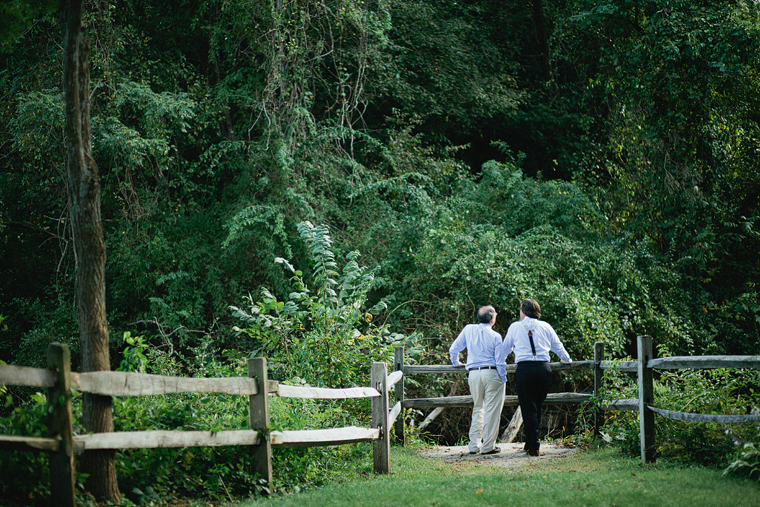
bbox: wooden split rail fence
[3,336,760,505]
[0,343,403,507]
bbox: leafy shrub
[599,361,760,467]
[0,391,51,503]
[725,439,760,481]
[230,221,406,389]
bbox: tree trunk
[60,0,120,502]
[532,0,551,81]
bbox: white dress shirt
[502,317,571,363]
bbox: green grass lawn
[239,445,760,507]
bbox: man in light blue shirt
[449,305,506,454]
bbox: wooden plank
[543,392,593,404]
[388,401,402,427]
[600,361,638,373]
[393,346,405,445]
[73,371,259,396]
[249,358,272,492]
[404,361,595,375]
[74,429,260,451]
[371,362,390,474]
[404,395,473,408]
[403,392,592,409]
[638,335,656,464]
[386,370,403,390]
[602,399,639,412]
[648,356,760,371]
[275,384,379,399]
[500,406,523,443]
[417,407,444,432]
[0,364,56,388]
[404,365,466,374]
[648,406,760,423]
[271,427,380,448]
[0,434,60,452]
[47,343,76,507]
[546,360,595,372]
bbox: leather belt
[470,366,496,370]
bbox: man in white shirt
[502,298,571,456]
[449,305,506,454]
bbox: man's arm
[494,332,507,382]
[449,329,467,366]
[548,326,572,362]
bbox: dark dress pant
[515,361,552,452]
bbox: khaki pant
[467,369,505,453]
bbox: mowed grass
[241,445,760,507]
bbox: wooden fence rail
[0,344,400,506]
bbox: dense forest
[1,0,759,503]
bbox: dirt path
[418,442,578,469]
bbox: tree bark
[60,0,120,502]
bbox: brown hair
[520,299,541,319]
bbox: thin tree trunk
[60,0,120,501]
[532,0,551,81]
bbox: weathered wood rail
[0,344,404,506]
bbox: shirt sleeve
[494,331,507,383]
[501,324,515,360]
[548,325,571,362]
[449,329,467,366]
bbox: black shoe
[527,449,539,456]
[482,447,501,455]
[469,450,479,454]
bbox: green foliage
[231,221,403,388]
[0,0,57,53]
[0,392,50,502]
[725,441,760,482]
[118,332,149,373]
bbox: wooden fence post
[394,346,405,445]
[248,357,273,492]
[637,335,656,464]
[47,342,76,507]
[593,341,605,436]
[371,361,390,474]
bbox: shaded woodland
[1,0,759,503]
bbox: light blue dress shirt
[449,323,506,383]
